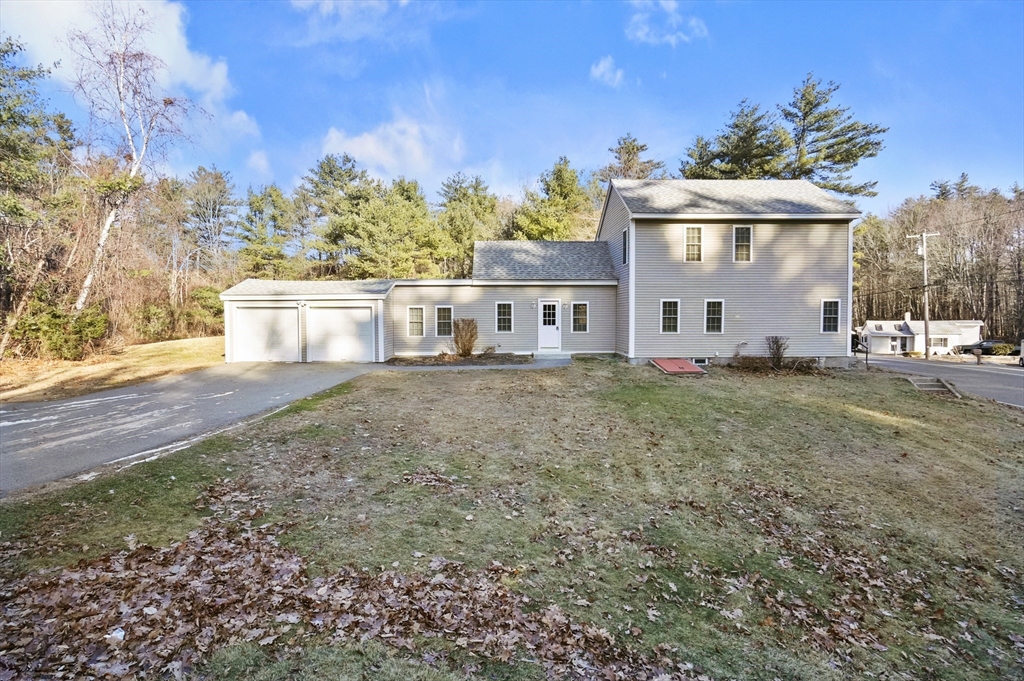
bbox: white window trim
[733,225,752,263]
[685,226,703,263]
[622,227,628,265]
[704,299,724,334]
[495,301,514,333]
[820,299,841,334]
[435,305,453,337]
[407,306,424,337]
[570,301,589,333]
[660,298,680,334]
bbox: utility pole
[907,232,941,360]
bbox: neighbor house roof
[906,320,984,335]
[221,278,394,298]
[611,179,860,217]
[861,319,984,336]
[472,240,617,280]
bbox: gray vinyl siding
[595,189,631,355]
[390,284,616,355]
[633,220,850,358]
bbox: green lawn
[2,360,1022,680]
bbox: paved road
[0,363,375,495]
[868,357,1024,407]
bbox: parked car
[954,339,1007,355]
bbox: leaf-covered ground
[2,359,1023,680]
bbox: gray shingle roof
[612,179,859,216]
[221,278,394,297]
[862,319,984,336]
[472,241,617,280]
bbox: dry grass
[2,361,1022,680]
[0,336,224,402]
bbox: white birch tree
[66,1,194,311]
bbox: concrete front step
[904,377,961,398]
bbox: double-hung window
[571,302,588,333]
[496,302,513,333]
[435,306,453,337]
[704,300,724,334]
[821,300,840,333]
[407,307,424,337]
[661,300,679,333]
[685,227,702,262]
[733,226,752,262]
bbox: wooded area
[2,4,1021,360]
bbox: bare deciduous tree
[66,1,194,311]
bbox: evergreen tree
[183,166,239,269]
[512,157,597,241]
[596,133,665,183]
[680,76,887,197]
[342,178,442,279]
[235,185,294,278]
[299,153,375,272]
[437,172,499,277]
[779,74,888,196]
[680,100,788,180]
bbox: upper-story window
[622,228,628,265]
[733,226,752,262]
[685,227,702,262]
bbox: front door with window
[538,300,561,351]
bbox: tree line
[13,3,1014,361]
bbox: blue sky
[4,0,1023,217]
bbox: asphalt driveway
[868,356,1024,407]
[0,362,376,495]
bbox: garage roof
[612,179,859,217]
[221,278,394,298]
[472,240,616,280]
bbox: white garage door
[306,306,374,362]
[233,306,300,362]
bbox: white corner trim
[847,222,854,355]
[628,219,636,358]
[377,299,385,362]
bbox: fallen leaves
[0,482,707,680]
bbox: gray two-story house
[220,179,859,365]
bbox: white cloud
[626,0,708,47]
[1,0,259,146]
[289,0,444,46]
[321,113,465,182]
[247,150,272,177]
[590,56,624,88]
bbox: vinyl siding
[633,220,850,358]
[595,188,631,355]
[390,284,616,355]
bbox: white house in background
[857,313,984,355]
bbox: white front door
[538,299,561,351]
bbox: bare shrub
[452,318,478,357]
[765,336,789,370]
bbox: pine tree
[779,74,888,196]
[235,185,294,278]
[512,157,597,241]
[680,101,788,180]
[596,133,665,183]
[437,173,499,277]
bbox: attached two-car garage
[221,280,392,363]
